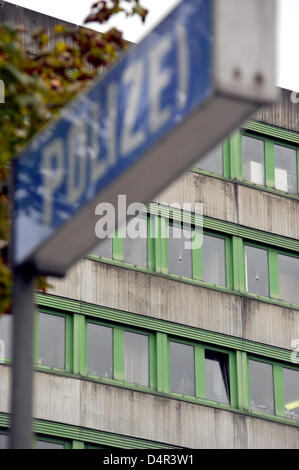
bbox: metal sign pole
[10,266,35,449]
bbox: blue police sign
[12,0,277,274]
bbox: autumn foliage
[0,0,147,314]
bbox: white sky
[5,0,299,92]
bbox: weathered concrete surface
[254,88,299,133]
[48,261,82,301]
[237,184,299,239]
[156,172,299,240]
[1,366,298,449]
[0,365,10,414]
[241,298,299,350]
[246,417,299,449]
[156,172,238,224]
[48,259,299,351]
[80,260,242,337]
[33,372,81,426]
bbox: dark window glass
[123,217,147,267]
[36,440,64,449]
[205,350,230,404]
[168,224,192,278]
[202,235,226,286]
[124,331,149,387]
[87,323,113,378]
[38,313,65,369]
[249,360,274,415]
[278,254,299,305]
[90,238,112,259]
[170,342,195,396]
[283,368,299,421]
[0,434,8,449]
[198,144,223,175]
[245,245,269,297]
[274,144,297,194]
[242,135,265,185]
[0,314,12,361]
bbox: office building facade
[0,2,298,449]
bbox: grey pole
[10,266,35,449]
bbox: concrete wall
[0,366,298,449]
[48,259,299,351]
[254,88,299,133]
[156,171,299,240]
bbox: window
[0,314,12,362]
[86,321,152,389]
[205,350,230,404]
[170,341,195,396]
[168,339,234,406]
[192,128,299,198]
[89,215,150,268]
[168,223,192,278]
[242,135,265,185]
[0,433,8,449]
[36,439,65,449]
[245,245,269,297]
[87,323,113,378]
[274,144,297,194]
[243,242,299,307]
[283,368,299,421]
[124,331,149,387]
[278,254,299,305]
[202,234,226,286]
[123,217,148,267]
[89,238,113,259]
[38,312,66,370]
[249,360,275,415]
[167,221,228,287]
[196,144,223,175]
[32,306,299,423]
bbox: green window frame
[0,417,176,449]
[191,125,299,199]
[244,242,271,299]
[240,131,299,195]
[192,140,230,178]
[246,356,299,423]
[160,217,232,290]
[243,241,299,307]
[35,309,73,373]
[84,318,157,391]
[88,209,299,309]
[282,365,299,422]
[240,133,266,187]
[89,213,156,272]
[167,337,238,409]
[277,251,299,306]
[113,213,156,271]
[29,297,299,427]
